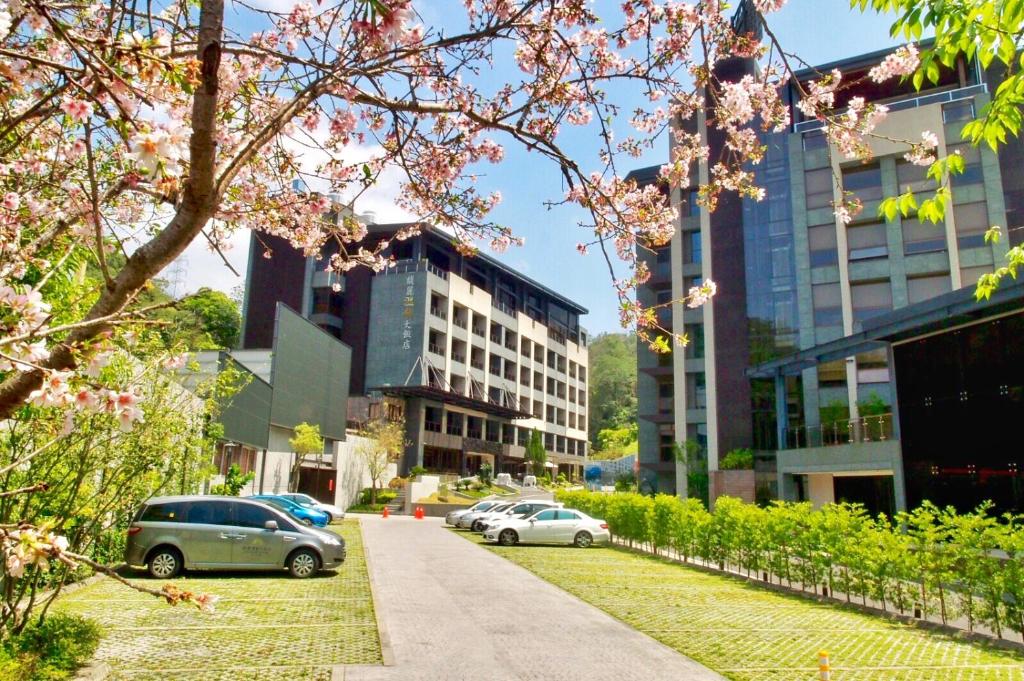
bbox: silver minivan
[125,496,346,579]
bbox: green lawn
[57,520,382,681]
[455,530,1024,680]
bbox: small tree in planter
[478,462,493,486]
[357,416,407,505]
[289,423,324,492]
[527,430,546,477]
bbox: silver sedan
[445,500,501,526]
[483,508,611,548]
[457,502,517,531]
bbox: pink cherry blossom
[60,97,94,123]
[868,44,920,83]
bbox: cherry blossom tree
[3,0,1005,623]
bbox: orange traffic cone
[382,506,389,519]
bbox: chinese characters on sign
[402,275,414,351]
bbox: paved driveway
[342,514,724,681]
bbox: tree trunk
[0,0,225,418]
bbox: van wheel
[574,531,593,549]
[288,549,320,578]
[147,547,182,578]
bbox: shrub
[1,613,102,681]
[614,472,635,492]
[359,488,396,506]
[553,489,1024,637]
[719,448,754,471]
[478,462,493,486]
[209,463,255,495]
[409,465,427,477]
[387,476,408,489]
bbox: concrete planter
[710,469,756,507]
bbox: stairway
[386,488,407,514]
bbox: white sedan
[483,508,611,548]
[279,493,345,521]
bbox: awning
[371,384,530,419]
[748,277,1024,378]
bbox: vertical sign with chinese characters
[402,274,415,351]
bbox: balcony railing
[430,306,447,320]
[794,83,987,133]
[451,352,465,364]
[493,301,516,317]
[428,343,445,356]
[784,413,894,449]
[381,258,449,279]
[453,316,468,329]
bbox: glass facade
[744,130,801,450]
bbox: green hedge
[556,489,1024,639]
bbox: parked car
[476,500,562,532]
[457,502,517,531]
[483,508,611,548]
[248,495,330,527]
[278,492,345,521]
[445,500,502,526]
[125,496,346,579]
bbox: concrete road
[339,514,725,681]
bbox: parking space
[57,520,381,680]
[456,529,1024,680]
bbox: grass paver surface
[454,530,1024,680]
[57,520,381,680]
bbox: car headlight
[323,537,341,546]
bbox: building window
[803,130,827,152]
[805,168,834,209]
[685,324,704,358]
[659,426,675,462]
[445,412,463,436]
[851,280,893,324]
[544,433,554,451]
[486,420,501,442]
[808,223,838,267]
[311,288,343,317]
[424,406,442,433]
[847,221,888,261]
[843,164,884,203]
[812,283,843,327]
[948,143,984,186]
[856,349,890,385]
[466,416,483,439]
[954,202,990,249]
[896,159,936,195]
[943,99,975,123]
[960,265,992,290]
[688,373,707,409]
[818,359,846,388]
[681,188,701,217]
[902,217,947,255]
[686,231,703,265]
[907,273,951,304]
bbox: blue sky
[179,1,905,334]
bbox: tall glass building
[631,15,1024,513]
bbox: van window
[140,502,187,522]
[234,503,277,529]
[186,501,231,525]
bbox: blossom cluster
[3,526,69,578]
[868,44,921,83]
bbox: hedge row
[555,489,1024,639]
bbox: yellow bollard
[818,650,831,681]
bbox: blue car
[248,495,330,527]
